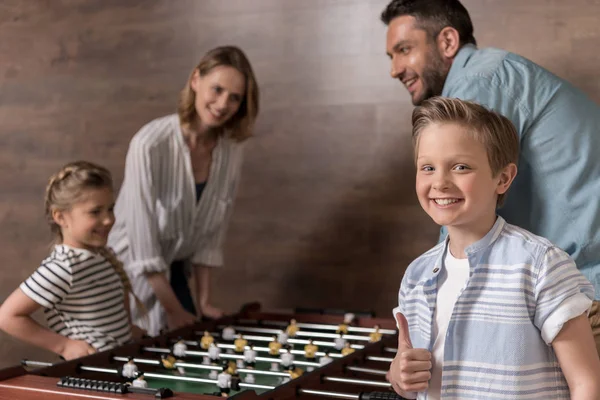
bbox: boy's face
[415,123,514,233]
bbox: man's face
[386,16,450,105]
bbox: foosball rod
[188,333,366,350]
[142,346,322,367]
[113,355,296,377]
[183,337,363,356]
[212,326,376,342]
[142,345,394,365]
[235,320,397,335]
[22,361,399,399]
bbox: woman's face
[191,65,246,129]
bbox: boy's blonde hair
[411,97,519,206]
[45,161,146,320]
[178,45,259,142]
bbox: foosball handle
[359,391,408,400]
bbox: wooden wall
[0,0,599,368]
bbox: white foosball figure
[176,360,185,375]
[121,357,138,379]
[132,373,148,388]
[217,367,232,397]
[173,339,187,358]
[319,353,333,366]
[222,325,236,341]
[334,334,346,351]
[307,366,314,372]
[243,345,257,369]
[277,331,289,345]
[236,359,244,369]
[270,361,279,372]
[208,342,221,364]
[202,356,211,365]
[209,369,219,380]
[244,373,255,384]
[280,349,294,370]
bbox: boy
[389,97,600,399]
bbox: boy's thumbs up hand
[387,313,432,397]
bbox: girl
[0,161,144,360]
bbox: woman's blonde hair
[45,161,146,320]
[178,45,260,141]
[411,97,519,206]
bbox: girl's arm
[145,272,196,330]
[553,313,600,399]
[0,288,95,360]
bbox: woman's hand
[167,309,197,330]
[200,303,224,320]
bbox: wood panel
[0,0,599,368]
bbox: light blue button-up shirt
[395,217,594,399]
[440,44,600,296]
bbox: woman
[108,46,259,336]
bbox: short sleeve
[533,246,595,344]
[20,261,73,309]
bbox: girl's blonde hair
[178,45,260,141]
[45,161,146,321]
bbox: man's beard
[412,48,449,106]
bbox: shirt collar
[443,44,478,95]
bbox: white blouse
[108,114,245,335]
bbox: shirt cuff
[191,250,223,267]
[392,305,402,329]
[541,293,592,344]
[128,257,168,277]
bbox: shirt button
[433,267,439,273]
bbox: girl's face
[54,187,115,251]
[190,65,246,129]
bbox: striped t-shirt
[20,245,132,351]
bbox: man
[381,0,600,352]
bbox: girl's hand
[60,339,96,360]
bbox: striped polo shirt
[108,114,245,336]
[20,245,132,351]
[394,217,594,399]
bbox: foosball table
[0,303,402,399]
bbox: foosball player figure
[173,337,188,358]
[336,313,355,334]
[369,324,383,343]
[341,341,355,356]
[200,330,215,350]
[216,365,231,397]
[233,333,247,354]
[222,325,236,341]
[160,353,177,370]
[334,333,346,350]
[277,330,289,345]
[269,335,282,371]
[244,343,257,369]
[304,339,318,361]
[226,360,237,375]
[209,341,222,365]
[319,351,333,366]
[280,346,295,371]
[288,366,304,380]
[285,318,299,337]
[121,356,138,380]
[132,372,148,389]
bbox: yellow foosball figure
[341,342,355,356]
[268,336,282,356]
[369,324,382,343]
[286,318,299,337]
[336,313,355,334]
[200,330,215,350]
[304,339,318,360]
[160,353,177,370]
[226,360,237,375]
[234,333,248,353]
[288,366,304,380]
